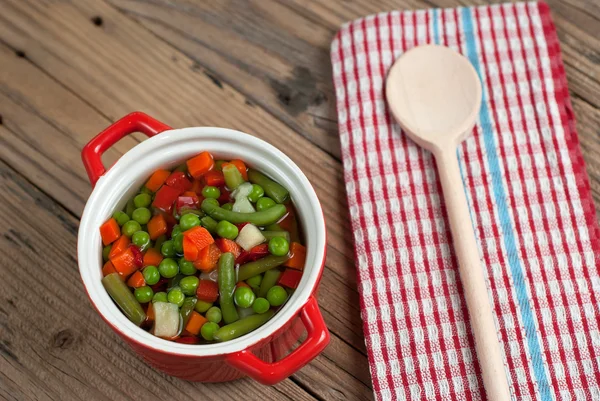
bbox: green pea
[221,203,233,211]
[102,245,112,262]
[252,297,271,314]
[268,237,289,257]
[152,291,168,303]
[161,240,176,258]
[171,224,182,238]
[248,184,264,203]
[195,300,213,313]
[134,286,154,303]
[180,213,200,231]
[179,258,196,275]
[173,233,184,255]
[159,258,179,278]
[206,306,222,323]
[202,186,221,199]
[216,220,238,240]
[112,211,130,226]
[200,322,220,341]
[256,197,276,211]
[180,276,199,296]
[122,220,141,237]
[234,286,256,308]
[142,265,160,286]
[134,193,152,208]
[167,288,185,307]
[132,231,151,251]
[267,285,288,307]
[132,208,151,225]
[246,274,262,290]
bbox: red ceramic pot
[77,112,329,384]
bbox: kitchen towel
[331,2,600,400]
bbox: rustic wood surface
[0,0,598,400]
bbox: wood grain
[0,0,598,399]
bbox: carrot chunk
[109,235,130,259]
[184,226,214,252]
[143,248,163,267]
[194,243,222,272]
[187,151,214,179]
[110,248,138,278]
[145,169,171,192]
[127,271,146,288]
[184,311,208,336]
[283,242,306,270]
[100,218,121,245]
[183,236,199,262]
[147,214,167,240]
[102,261,117,277]
[196,280,219,303]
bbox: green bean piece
[213,310,275,342]
[259,269,282,298]
[218,253,239,324]
[201,199,286,226]
[140,186,153,195]
[200,216,218,234]
[261,231,291,242]
[221,203,233,211]
[102,273,146,326]
[238,255,289,282]
[246,274,262,290]
[180,297,197,327]
[265,223,283,231]
[223,163,245,190]
[247,169,289,204]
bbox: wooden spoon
[386,45,511,401]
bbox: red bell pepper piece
[175,336,201,344]
[203,170,225,187]
[152,184,180,212]
[235,222,249,231]
[177,193,199,213]
[235,243,269,264]
[218,186,231,204]
[150,278,168,293]
[129,245,144,268]
[278,269,302,289]
[166,171,192,194]
[196,279,219,303]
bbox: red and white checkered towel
[331,2,600,400]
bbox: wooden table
[1,1,598,400]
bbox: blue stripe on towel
[460,7,551,400]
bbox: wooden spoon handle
[434,148,511,401]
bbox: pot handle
[226,295,329,385]
[81,112,172,187]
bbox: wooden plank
[0,159,316,401]
[0,0,373,396]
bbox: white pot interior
[77,127,326,356]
